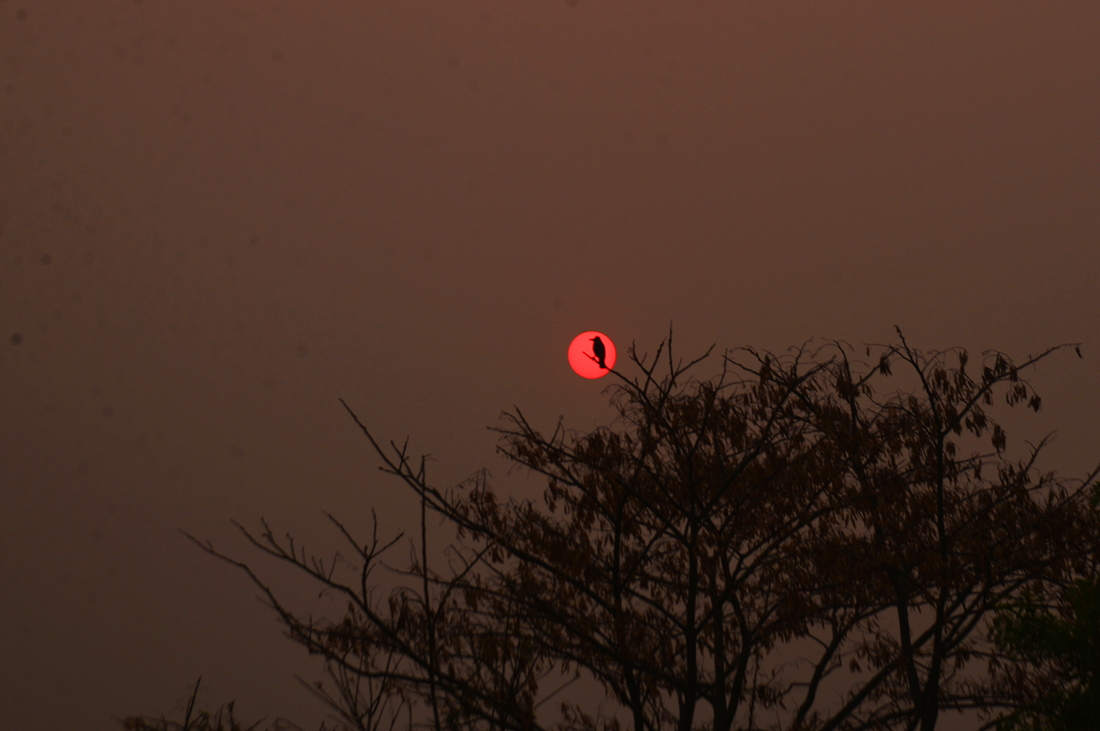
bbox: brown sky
[2,1,1099,729]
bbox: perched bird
[591,336,608,369]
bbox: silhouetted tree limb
[138,332,1099,731]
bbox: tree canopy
[124,332,1100,731]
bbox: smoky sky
[2,1,1099,729]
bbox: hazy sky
[2,1,1099,729]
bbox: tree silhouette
[120,676,300,731]
[986,483,1100,731]
[125,331,1100,731]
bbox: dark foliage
[127,331,1100,731]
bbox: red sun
[568,331,616,379]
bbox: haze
[1,1,1098,729]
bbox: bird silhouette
[590,336,608,369]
